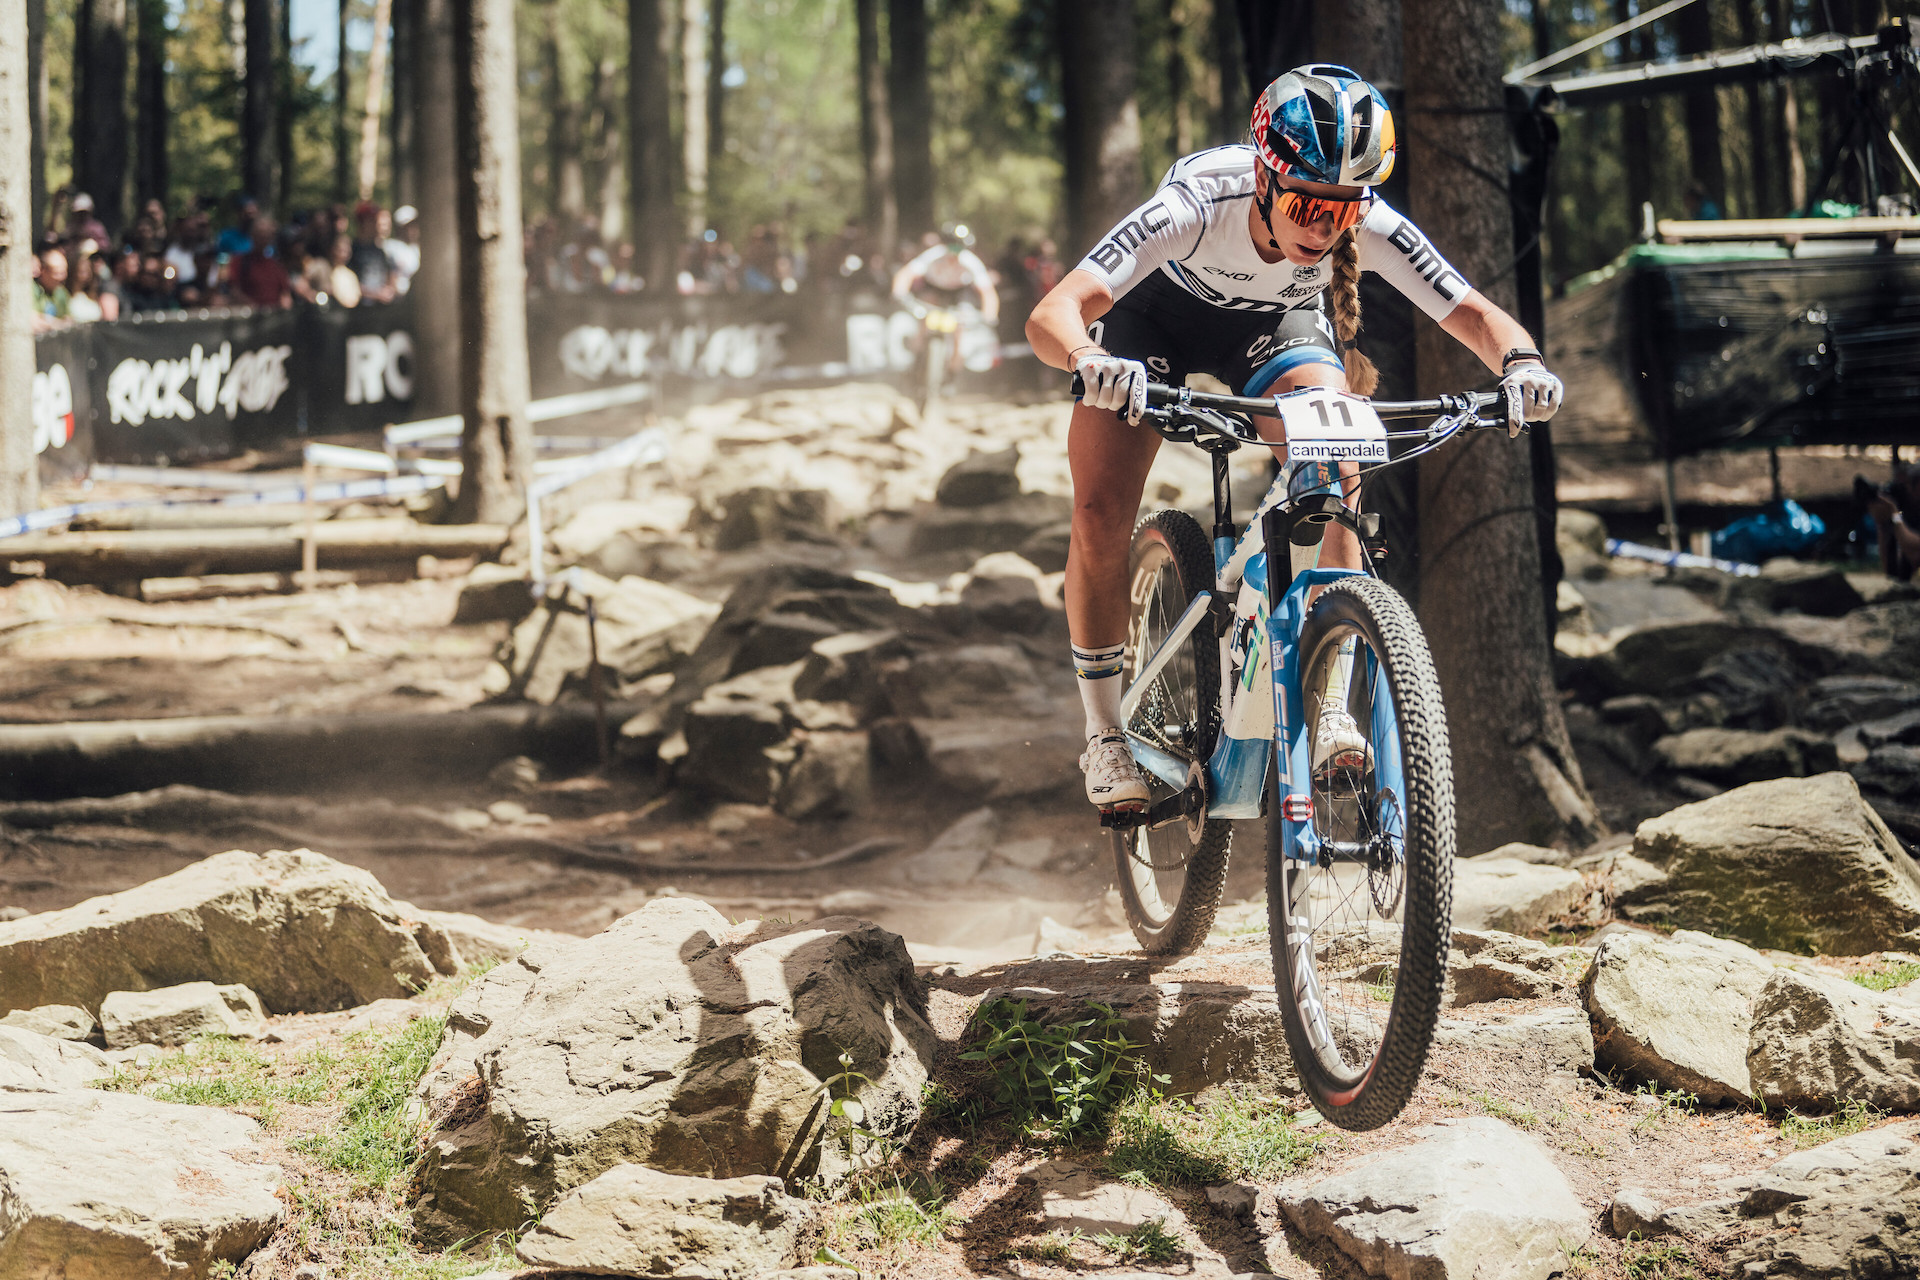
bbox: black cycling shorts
[1089,270,1345,397]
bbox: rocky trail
[1,385,1918,1278]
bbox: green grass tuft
[1779,1097,1885,1149]
[1105,1088,1321,1186]
[1095,1217,1182,1264]
[958,998,1153,1142]
[831,1175,960,1252]
[1850,960,1920,992]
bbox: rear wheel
[1267,575,1453,1130]
[1112,510,1232,955]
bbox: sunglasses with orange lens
[1278,188,1372,233]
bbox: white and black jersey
[1072,145,1472,324]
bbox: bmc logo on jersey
[1089,201,1174,273]
[1387,219,1468,301]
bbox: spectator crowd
[30,185,1067,344]
[29,189,420,331]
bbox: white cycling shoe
[1313,706,1375,791]
[1081,728,1151,812]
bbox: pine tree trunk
[706,0,726,183]
[334,0,352,203]
[74,0,128,235]
[1058,0,1141,256]
[356,0,392,201]
[544,0,584,223]
[25,0,43,235]
[592,57,624,242]
[133,0,165,207]
[1614,0,1652,230]
[680,0,708,236]
[628,0,675,289]
[1405,0,1601,853]
[1770,0,1806,210]
[450,0,532,526]
[1,0,40,519]
[411,0,460,415]
[1675,0,1725,212]
[1736,0,1772,216]
[888,0,933,243]
[243,0,275,206]
[1212,0,1246,145]
[389,0,415,209]
[1164,0,1191,156]
[855,0,895,253]
[276,0,294,215]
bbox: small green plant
[1631,1083,1700,1135]
[1366,973,1396,1003]
[1779,1097,1885,1149]
[1473,1092,1538,1128]
[920,1079,984,1131]
[813,1050,881,1167]
[1850,959,1920,992]
[1620,1235,1699,1280]
[1094,1217,1182,1264]
[959,998,1154,1141]
[1106,1088,1321,1185]
[1559,1241,1601,1277]
[1007,1230,1081,1262]
[831,1175,958,1252]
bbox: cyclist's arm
[1025,269,1115,370]
[957,249,999,324]
[1437,291,1544,375]
[889,260,925,308]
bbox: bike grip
[1070,373,1085,398]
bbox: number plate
[1274,388,1389,464]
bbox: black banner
[35,287,1010,471]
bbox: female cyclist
[1025,64,1565,814]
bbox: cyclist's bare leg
[1064,399,1161,652]
[1254,364,1362,573]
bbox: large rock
[1020,1158,1226,1275]
[0,1025,111,1091]
[981,980,1299,1097]
[412,900,935,1240]
[0,1005,94,1042]
[1451,857,1589,935]
[1591,621,1781,697]
[905,492,1072,560]
[906,714,1084,802]
[1629,773,1920,954]
[1279,1117,1587,1280]
[1746,968,1920,1111]
[99,982,267,1049]
[1801,675,1920,732]
[0,849,453,1017]
[494,570,718,705]
[775,731,871,820]
[513,1164,822,1279]
[1434,1008,1594,1073]
[934,446,1021,508]
[1650,727,1838,785]
[1730,1122,1920,1278]
[1580,929,1774,1104]
[390,904,583,970]
[0,1090,282,1278]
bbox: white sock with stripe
[1072,642,1127,739]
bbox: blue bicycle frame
[1120,484,1406,867]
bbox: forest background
[30,0,1920,296]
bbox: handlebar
[1143,382,1502,421]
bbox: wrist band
[1068,344,1107,364]
[1501,347,1544,371]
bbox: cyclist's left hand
[1500,364,1563,435]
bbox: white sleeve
[901,244,944,277]
[1357,200,1473,322]
[1071,183,1208,303]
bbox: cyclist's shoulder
[1161,145,1259,201]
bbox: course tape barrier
[0,475,450,542]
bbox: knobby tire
[1267,575,1454,1131]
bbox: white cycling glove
[1499,363,1563,436]
[1076,351,1149,425]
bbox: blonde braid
[1326,229,1379,396]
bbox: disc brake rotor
[1369,787,1405,916]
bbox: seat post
[1211,450,1234,543]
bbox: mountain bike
[1105,378,1516,1130]
[914,306,962,411]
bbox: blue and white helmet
[1250,64,1398,187]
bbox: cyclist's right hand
[1076,352,1149,424]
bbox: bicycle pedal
[1099,805,1148,830]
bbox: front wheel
[1268,575,1454,1130]
[1111,510,1232,955]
